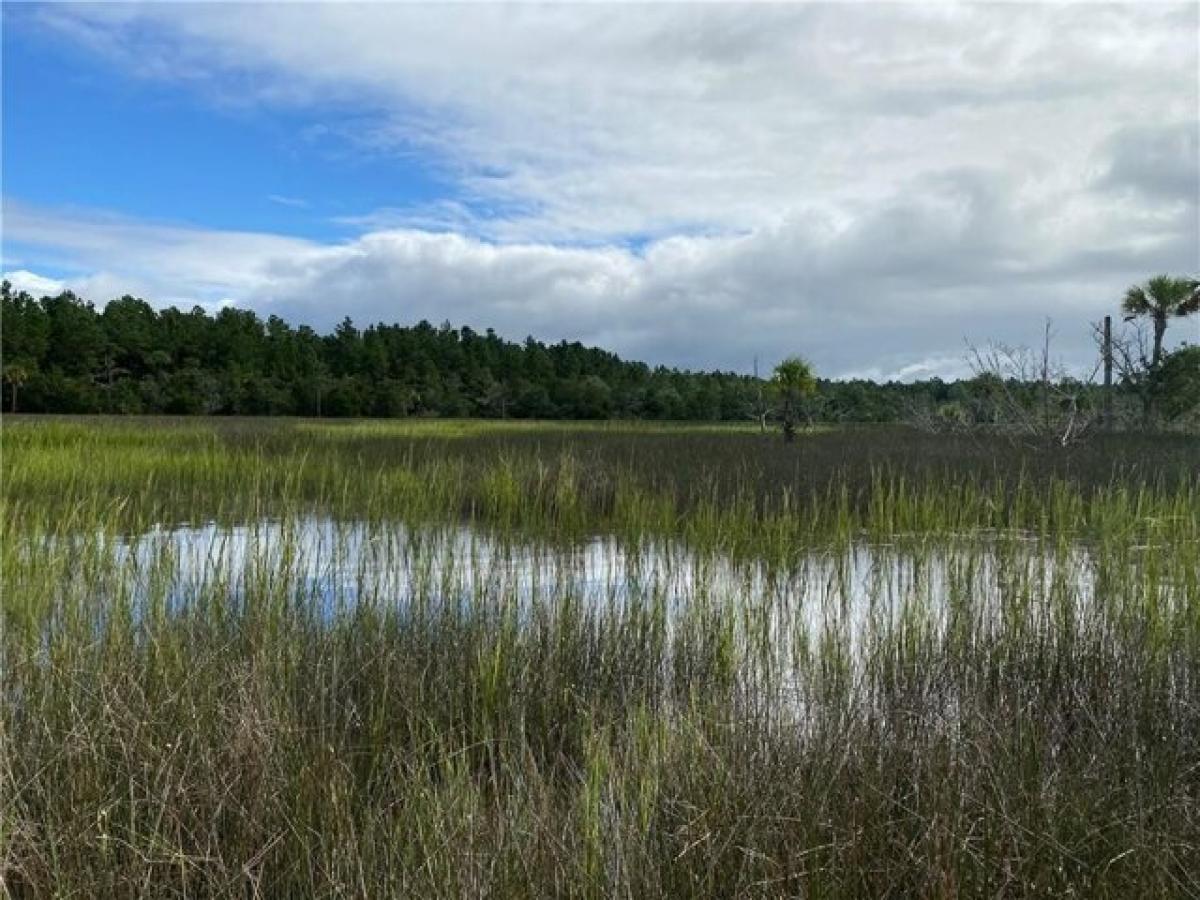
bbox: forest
[2,280,1195,426]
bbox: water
[69,517,1102,638]
[19,516,1156,714]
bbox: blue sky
[3,6,457,245]
[2,3,1196,376]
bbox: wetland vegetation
[2,417,1199,897]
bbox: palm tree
[3,363,30,414]
[771,356,817,443]
[1121,274,1200,369]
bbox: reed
[2,417,1198,897]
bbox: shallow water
[77,517,1103,636]
[18,515,1180,714]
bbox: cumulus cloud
[2,269,66,298]
[8,175,1194,378]
[5,3,1198,376]
[30,2,1194,239]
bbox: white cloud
[6,3,1198,376]
[267,194,309,209]
[3,201,318,306]
[32,2,1194,241]
[2,269,66,298]
[840,354,974,384]
[7,177,1194,378]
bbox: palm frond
[1123,275,1200,318]
[1121,284,1150,316]
[1175,279,1200,317]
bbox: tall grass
[4,418,1197,547]
[2,418,1198,897]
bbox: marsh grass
[2,418,1198,897]
[4,417,1197,547]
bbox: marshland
[2,417,1198,897]
[5,0,1200,895]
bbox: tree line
[2,278,1196,426]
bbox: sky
[2,2,1197,379]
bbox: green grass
[2,417,1199,897]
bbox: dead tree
[962,321,1100,447]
